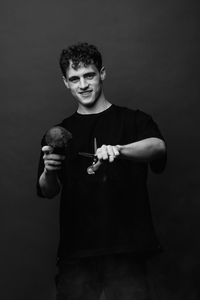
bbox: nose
[79,78,89,90]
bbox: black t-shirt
[37,104,166,261]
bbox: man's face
[64,61,106,108]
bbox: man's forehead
[67,61,98,77]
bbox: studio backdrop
[1,0,200,299]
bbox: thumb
[42,145,53,154]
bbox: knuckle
[96,148,101,154]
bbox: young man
[37,42,167,300]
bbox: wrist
[117,144,125,156]
[117,143,136,160]
[43,167,57,179]
[44,167,50,176]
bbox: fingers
[44,159,63,171]
[96,145,120,163]
[41,145,65,172]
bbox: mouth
[79,90,93,97]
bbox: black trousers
[56,253,151,300]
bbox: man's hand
[39,145,65,198]
[87,145,121,175]
[96,145,121,163]
[42,145,65,173]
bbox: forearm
[118,137,166,162]
[39,169,61,198]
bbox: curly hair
[59,42,103,77]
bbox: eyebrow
[68,72,96,81]
[68,76,79,81]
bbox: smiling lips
[79,90,92,97]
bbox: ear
[100,67,106,81]
[62,76,69,89]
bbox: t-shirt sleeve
[135,109,165,141]
[135,109,167,173]
[36,135,46,197]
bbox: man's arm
[38,145,65,198]
[39,169,62,199]
[118,137,167,173]
[95,137,166,173]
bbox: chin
[79,96,97,107]
[83,100,96,108]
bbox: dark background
[1,0,200,299]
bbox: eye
[69,77,79,83]
[85,73,95,80]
